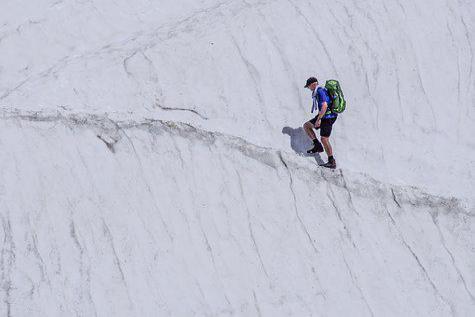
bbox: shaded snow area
[0,0,474,316]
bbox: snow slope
[1,108,474,316]
[0,0,474,316]
[1,0,474,201]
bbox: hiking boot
[307,139,324,154]
[320,157,336,169]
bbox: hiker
[303,77,337,169]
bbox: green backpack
[325,80,346,113]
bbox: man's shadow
[282,126,324,165]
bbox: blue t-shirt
[312,87,337,119]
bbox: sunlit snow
[0,0,474,316]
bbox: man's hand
[314,118,321,128]
[315,101,328,128]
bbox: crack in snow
[235,171,270,279]
[340,245,375,317]
[429,211,475,303]
[384,207,456,315]
[278,152,319,256]
[155,103,209,120]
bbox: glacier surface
[0,0,474,316]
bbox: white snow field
[0,0,474,316]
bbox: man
[303,77,337,169]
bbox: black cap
[304,77,318,88]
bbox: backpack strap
[322,88,333,115]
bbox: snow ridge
[1,106,470,215]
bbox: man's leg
[303,121,323,153]
[319,118,336,168]
[303,121,317,140]
[321,137,333,157]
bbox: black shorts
[309,116,337,137]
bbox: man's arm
[315,102,328,126]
